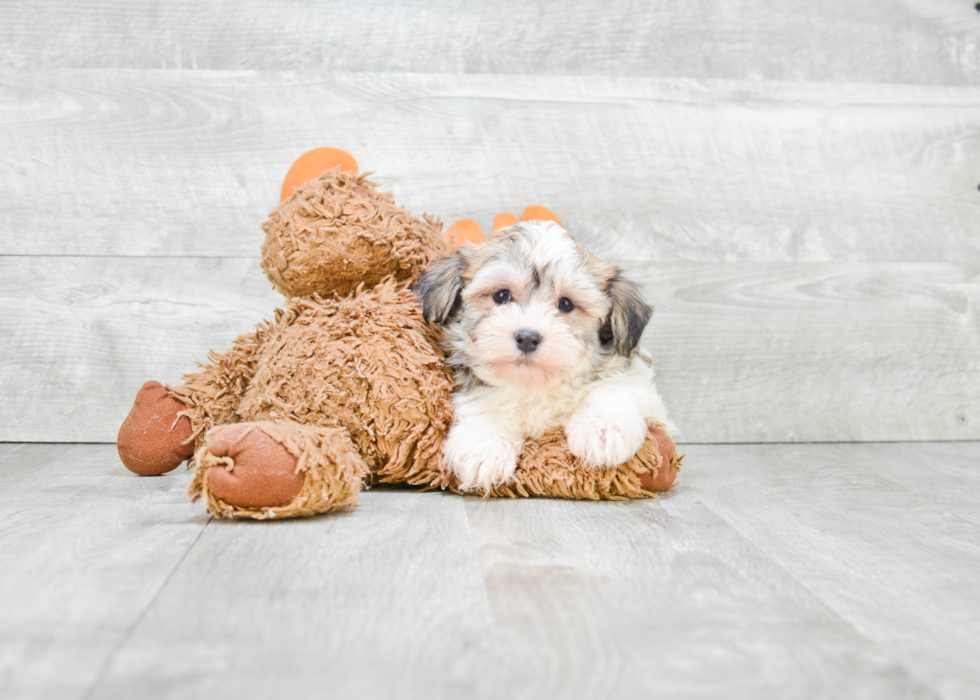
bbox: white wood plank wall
[0,2,978,443]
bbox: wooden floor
[2,441,978,700]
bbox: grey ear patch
[600,273,653,357]
[413,255,466,324]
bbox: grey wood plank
[86,489,501,700]
[3,256,977,443]
[1,1,976,86]
[0,444,208,700]
[838,442,980,526]
[1,71,978,262]
[463,496,933,700]
[687,442,980,700]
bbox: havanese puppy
[414,220,675,493]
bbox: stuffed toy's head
[261,169,450,298]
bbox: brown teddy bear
[116,149,679,519]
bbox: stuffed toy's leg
[187,421,369,519]
[118,322,272,476]
[479,421,680,500]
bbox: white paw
[565,409,648,468]
[443,421,520,495]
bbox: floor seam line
[81,514,214,700]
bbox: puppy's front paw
[444,422,520,495]
[565,409,648,468]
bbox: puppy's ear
[599,272,653,357]
[414,255,465,324]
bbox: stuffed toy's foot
[203,424,306,508]
[117,381,195,475]
[638,424,680,492]
[188,421,370,519]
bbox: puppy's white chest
[455,383,586,440]
[513,390,580,437]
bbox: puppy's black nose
[514,329,541,354]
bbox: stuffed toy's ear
[414,255,466,324]
[600,273,653,357]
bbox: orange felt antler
[521,205,563,227]
[492,212,518,232]
[280,148,359,202]
[444,205,565,249]
[443,218,488,248]
[281,151,564,250]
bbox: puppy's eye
[557,297,574,313]
[492,289,512,304]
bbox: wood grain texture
[1,71,978,262]
[1,1,977,85]
[463,497,928,699]
[637,261,980,443]
[3,441,979,699]
[687,441,980,699]
[2,257,976,443]
[841,442,980,526]
[89,490,500,700]
[0,443,207,700]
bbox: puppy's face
[415,221,652,389]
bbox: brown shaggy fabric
[237,277,456,489]
[165,321,272,450]
[261,169,450,298]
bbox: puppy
[414,220,675,493]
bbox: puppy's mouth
[485,357,539,371]
[484,356,564,389]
